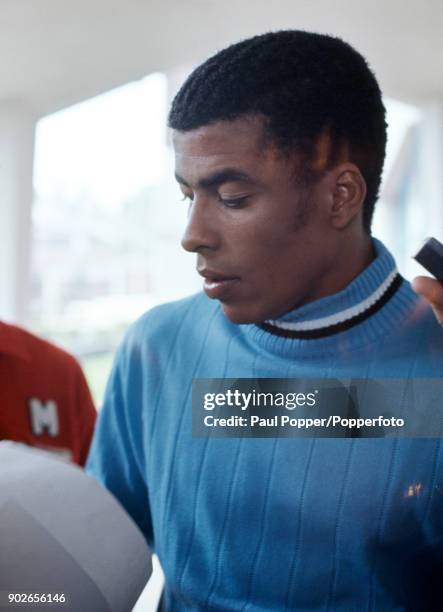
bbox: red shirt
[0,322,96,466]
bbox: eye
[218,195,249,208]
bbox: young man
[87,31,443,610]
[0,321,96,465]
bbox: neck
[304,231,375,307]
[332,231,375,292]
[258,237,404,344]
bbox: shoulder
[0,322,82,374]
[397,280,443,357]
[400,280,443,332]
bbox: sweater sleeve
[86,342,153,547]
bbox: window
[32,73,199,403]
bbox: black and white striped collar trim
[258,270,404,340]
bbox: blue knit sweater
[87,240,443,611]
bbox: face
[173,116,339,324]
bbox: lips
[198,269,240,300]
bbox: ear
[329,163,367,229]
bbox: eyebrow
[174,168,256,189]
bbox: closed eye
[181,193,248,208]
[218,195,249,208]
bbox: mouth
[198,269,240,300]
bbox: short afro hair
[168,30,387,232]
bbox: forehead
[172,117,272,182]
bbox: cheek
[233,213,293,255]
[236,233,286,275]
[241,234,300,293]
[246,231,317,301]
[248,227,298,266]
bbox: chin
[221,297,302,325]
[221,303,266,325]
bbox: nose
[181,196,219,253]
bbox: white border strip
[266,268,398,331]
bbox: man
[87,31,443,610]
[0,321,96,465]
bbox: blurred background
[1,1,442,608]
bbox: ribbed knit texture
[87,241,443,611]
